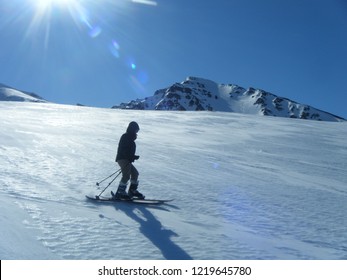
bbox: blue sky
[0,0,346,118]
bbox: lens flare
[22,0,157,99]
[129,75,146,95]
[109,40,120,58]
[89,26,102,38]
[132,0,158,6]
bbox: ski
[85,195,173,205]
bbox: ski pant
[117,159,139,185]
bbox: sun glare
[29,0,76,15]
[34,0,73,9]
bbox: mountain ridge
[0,83,47,103]
[1,78,344,122]
[113,77,345,122]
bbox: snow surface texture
[1,102,346,260]
[114,77,345,122]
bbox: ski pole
[96,169,122,199]
[96,168,121,186]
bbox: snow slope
[0,102,346,260]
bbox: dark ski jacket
[116,122,139,162]
[116,132,137,162]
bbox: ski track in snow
[0,102,347,260]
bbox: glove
[133,155,140,161]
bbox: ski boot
[112,183,131,200]
[128,181,145,199]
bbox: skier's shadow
[115,204,192,260]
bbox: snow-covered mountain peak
[113,77,345,122]
[0,84,47,103]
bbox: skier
[112,121,144,199]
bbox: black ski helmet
[126,121,140,134]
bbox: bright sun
[32,0,74,10]
[25,0,79,42]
